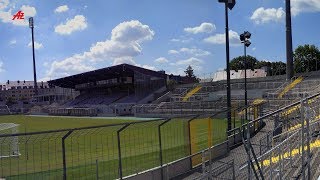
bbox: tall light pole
[286,0,294,80]
[240,31,252,178]
[240,31,251,120]
[29,17,38,96]
[218,0,236,132]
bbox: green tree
[185,65,195,78]
[184,65,199,82]
[255,61,286,76]
[271,61,286,75]
[230,55,258,71]
[294,44,320,73]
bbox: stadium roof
[48,64,167,88]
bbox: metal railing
[0,112,236,180]
[239,92,320,179]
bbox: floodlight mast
[285,0,294,80]
[29,17,38,96]
[240,31,251,120]
[218,0,236,133]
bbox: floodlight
[240,34,245,42]
[218,0,236,10]
[244,31,251,39]
[245,40,251,47]
[29,17,34,28]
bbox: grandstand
[48,63,168,116]
[0,105,10,115]
[3,69,320,179]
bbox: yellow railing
[278,76,304,98]
[259,139,320,167]
[182,85,202,102]
[280,94,320,117]
[238,98,266,116]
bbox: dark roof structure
[48,64,167,88]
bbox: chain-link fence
[1,111,249,180]
[238,93,320,180]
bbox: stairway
[278,76,304,98]
[182,85,202,102]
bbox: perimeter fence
[0,110,246,180]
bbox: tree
[294,44,320,73]
[184,65,199,82]
[230,55,258,71]
[270,61,286,75]
[185,65,196,78]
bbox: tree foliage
[185,65,196,78]
[184,65,199,82]
[227,44,320,76]
[294,44,320,73]
[230,56,286,76]
[230,55,258,71]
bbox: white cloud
[0,61,5,73]
[184,22,216,34]
[28,41,43,49]
[203,30,241,46]
[291,0,320,16]
[170,37,193,43]
[9,39,16,45]
[0,0,9,10]
[47,55,95,78]
[170,38,180,42]
[43,62,49,67]
[168,48,211,57]
[111,20,155,42]
[0,5,37,26]
[155,57,169,64]
[252,47,256,51]
[168,50,179,54]
[113,56,136,65]
[112,57,157,71]
[250,7,285,24]
[55,5,69,13]
[46,20,155,79]
[176,57,203,66]
[180,48,211,56]
[55,15,87,35]
[169,57,204,75]
[0,10,11,23]
[142,65,157,71]
[21,5,36,17]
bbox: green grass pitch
[0,115,242,179]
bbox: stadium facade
[48,63,190,116]
[0,80,49,103]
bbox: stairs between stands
[278,76,304,98]
[182,85,202,102]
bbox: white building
[212,69,267,82]
[0,80,48,91]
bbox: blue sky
[0,0,319,82]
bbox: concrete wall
[125,141,229,180]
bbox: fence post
[300,100,306,180]
[62,130,73,180]
[303,99,311,179]
[117,124,130,179]
[232,159,236,180]
[96,159,99,180]
[201,150,206,177]
[187,115,199,169]
[158,118,172,180]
